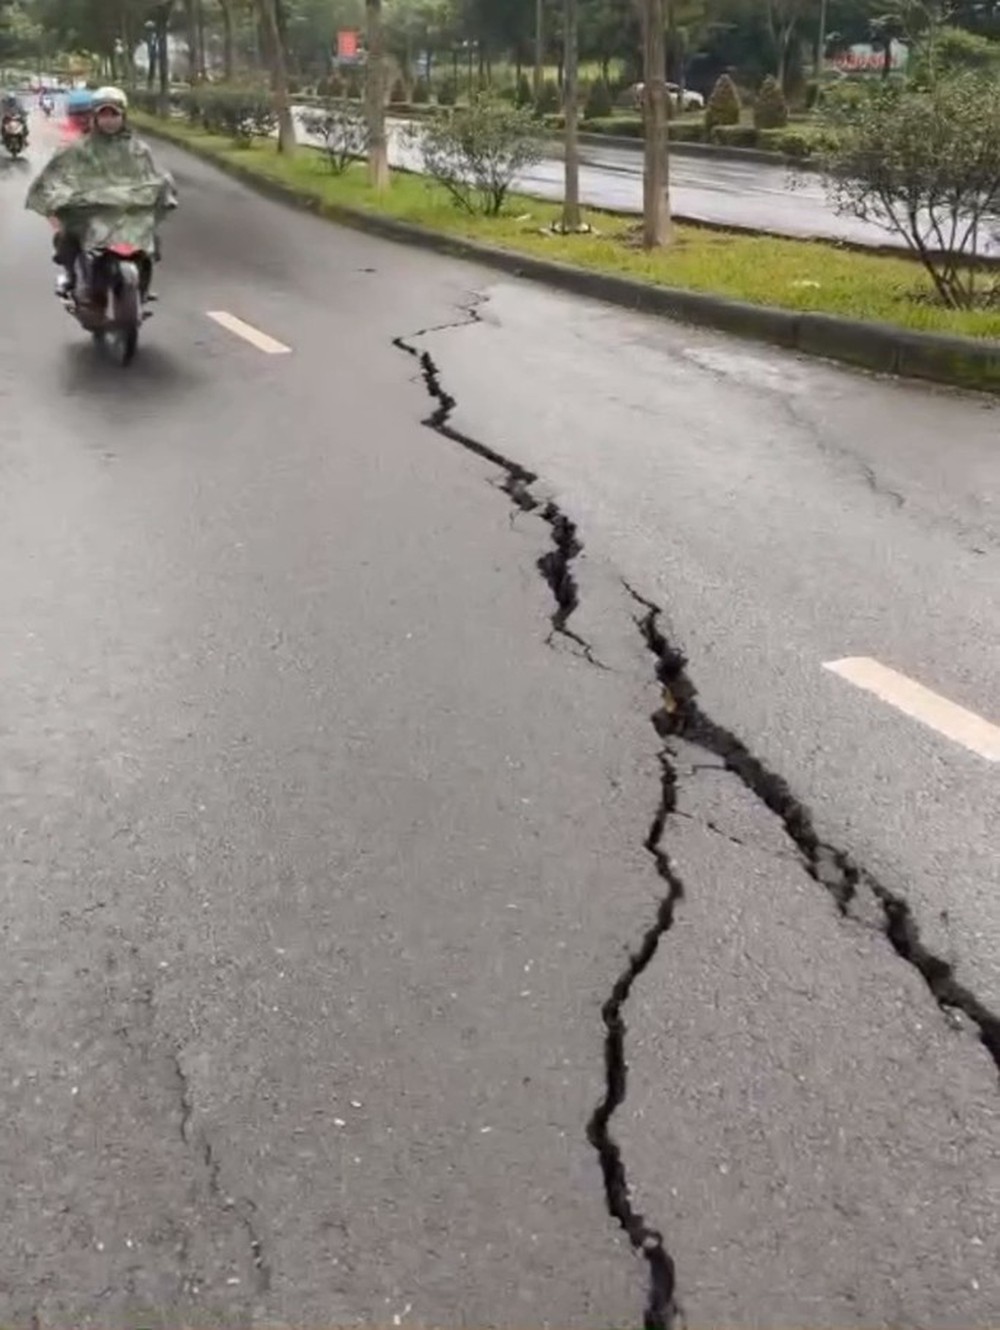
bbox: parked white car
[625,82,705,112]
[667,83,704,111]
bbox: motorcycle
[2,112,28,158]
[40,96,54,118]
[62,242,156,367]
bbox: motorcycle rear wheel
[110,274,140,367]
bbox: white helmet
[92,85,128,114]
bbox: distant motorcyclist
[1,89,27,117]
[25,86,175,298]
[39,90,54,117]
[1,89,29,150]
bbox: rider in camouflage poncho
[26,86,176,295]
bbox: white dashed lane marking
[824,657,1000,763]
[206,310,291,355]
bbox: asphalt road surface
[1,111,998,1329]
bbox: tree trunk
[561,0,580,231]
[156,11,170,115]
[184,0,200,82]
[641,0,670,249]
[257,0,296,154]
[365,0,390,190]
[533,0,543,102]
[196,0,206,79]
[219,0,234,80]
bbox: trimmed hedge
[580,114,643,137]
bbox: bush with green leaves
[584,77,613,119]
[516,72,532,107]
[412,76,430,104]
[536,78,560,114]
[911,24,1000,87]
[705,73,741,131]
[389,76,407,104]
[820,74,1000,308]
[316,72,344,98]
[754,74,788,129]
[185,87,278,144]
[581,114,643,137]
[300,101,368,173]
[416,94,544,216]
[709,123,758,148]
[130,88,160,115]
[436,75,457,106]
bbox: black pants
[52,231,81,269]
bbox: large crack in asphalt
[624,581,1000,1076]
[393,306,606,668]
[393,298,1000,1330]
[396,306,680,1329]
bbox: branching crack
[393,299,999,1330]
[394,310,669,1324]
[623,581,1000,1079]
[393,304,606,667]
[170,1053,273,1294]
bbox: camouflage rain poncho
[25,129,176,252]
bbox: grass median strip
[137,113,1000,343]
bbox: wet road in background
[294,106,1000,253]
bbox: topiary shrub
[516,72,532,107]
[754,74,788,129]
[437,75,457,106]
[584,76,612,119]
[705,73,741,131]
[389,76,407,104]
[412,76,430,104]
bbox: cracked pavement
[2,121,999,1329]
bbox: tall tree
[641,0,670,247]
[183,0,204,79]
[561,0,580,229]
[151,0,173,113]
[257,0,296,153]
[217,0,234,77]
[366,0,390,189]
[765,0,808,89]
[533,0,544,98]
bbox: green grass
[137,113,1000,342]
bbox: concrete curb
[143,122,1000,396]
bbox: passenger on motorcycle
[25,86,175,299]
[62,88,94,140]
